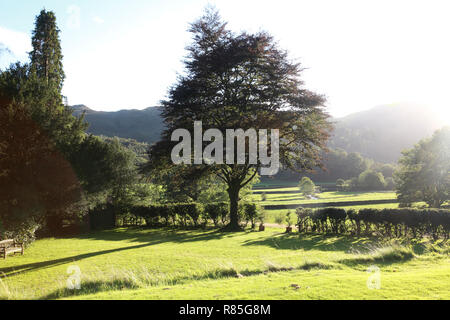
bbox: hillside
[329,103,446,162]
[72,103,446,163]
[72,105,164,145]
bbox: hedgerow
[296,207,450,239]
[131,202,232,229]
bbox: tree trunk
[226,184,241,231]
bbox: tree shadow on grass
[0,228,231,278]
[242,233,379,252]
[337,248,414,267]
[0,242,154,278]
[40,278,139,300]
[243,232,416,267]
[76,227,235,243]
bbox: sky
[0,0,449,120]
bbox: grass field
[1,186,446,300]
[0,227,448,300]
[254,181,337,189]
[250,187,399,223]
[251,190,397,206]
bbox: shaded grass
[339,245,415,265]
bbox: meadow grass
[251,191,397,206]
[253,188,399,224]
[0,227,448,300]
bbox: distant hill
[72,103,446,163]
[329,103,446,162]
[72,105,164,145]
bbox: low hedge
[131,201,260,229]
[133,202,233,228]
[296,207,450,239]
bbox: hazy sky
[1,0,449,120]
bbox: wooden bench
[0,239,24,259]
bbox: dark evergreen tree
[0,10,139,237]
[29,9,65,90]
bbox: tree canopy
[298,177,316,196]
[145,9,331,229]
[394,127,450,208]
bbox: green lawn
[251,191,397,206]
[250,189,399,223]
[0,227,448,300]
[254,181,336,189]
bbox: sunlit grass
[251,191,397,206]
[0,227,448,300]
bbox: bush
[89,204,116,230]
[296,207,312,233]
[324,208,347,234]
[172,203,202,226]
[204,202,228,227]
[0,218,41,245]
[258,210,267,225]
[285,210,294,227]
[298,177,315,196]
[336,179,346,191]
[358,170,387,190]
[243,203,259,229]
[274,212,284,225]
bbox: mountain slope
[72,105,164,145]
[72,103,446,163]
[329,103,446,162]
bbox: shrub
[204,202,228,227]
[285,210,294,227]
[274,213,284,225]
[89,204,116,230]
[173,203,202,226]
[0,218,41,245]
[305,207,450,240]
[258,210,267,225]
[336,179,346,191]
[358,170,387,190]
[325,208,347,234]
[243,203,259,229]
[298,177,315,196]
[296,207,312,233]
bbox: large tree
[0,93,82,240]
[394,127,450,208]
[146,9,331,230]
[0,10,138,237]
